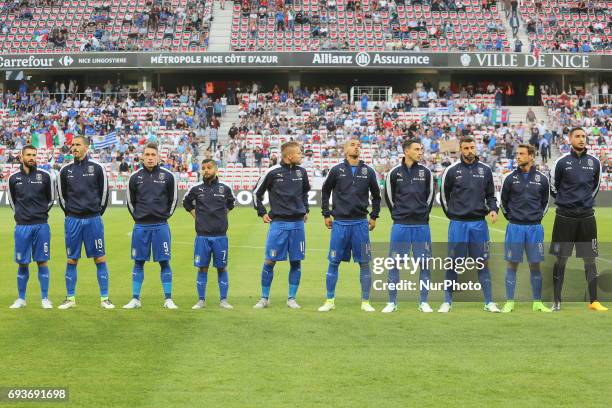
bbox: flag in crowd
[93,132,118,150]
[490,108,509,124]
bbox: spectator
[275,10,285,31]
[208,117,220,150]
[526,107,536,124]
[526,82,536,106]
[509,12,520,38]
[514,38,522,52]
[287,7,295,31]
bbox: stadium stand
[231,0,511,51]
[517,0,611,53]
[0,83,609,193]
[0,0,609,53]
[0,0,211,53]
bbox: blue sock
[530,264,542,301]
[261,262,274,299]
[326,262,340,299]
[38,265,50,299]
[444,269,457,304]
[479,266,493,304]
[505,267,517,300]
[65,263,77,297]
[388,268,399,303]
[132,261,145,300]
[197,270,208,300]
[217,268,229,300]
[359,262,372,301]
[288,260,301,299]
[17,265,29,300]
[160,261,172,299]
[95,262,109,298]
[419,269,431,304]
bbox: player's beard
[24,160,36,170]
[462,153,475,162]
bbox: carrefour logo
[59,55,74,66]
[355,52,371,67]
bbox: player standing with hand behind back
[549,127,607,311]
[439,136,500,313]
[7,145,55,309]
[318,139,381,312]
[124,143,179,309]
[500,144,552,313]
[183,159,235,310]
[57,136,113,309]
[252,141,310,310]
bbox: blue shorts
[447,220,490,260]
[505,223,545,263]
[65,216,106,260]
[389,224,432,259]
[131,223,172,262]
[194,236,228,268]
[265,221,305,262]
[14,224,51,264]
[328,219,371,263]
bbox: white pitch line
[598,257,612,265]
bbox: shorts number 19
[94,239,104,250]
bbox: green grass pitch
[0,207,611,408]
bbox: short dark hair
[459,136,475,146]
[73,135,90,146]
[517,144,536,157]
[402,138,421,151]
[201,158,217,167]
[569,127,586,137]
[281,141,300,157]
[144,142,158,151]
[21,144,37,154]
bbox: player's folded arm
[57,165,69,213]
[253,170,272,217]
[440,165,454,217]
[166,169,178,217]
[426,167,435,212]
[541,172,551,216]
[225,185,236,211]
[320,166,336,217]
[126,171,138,217]
[368,166,381,219]
[301,169,311,213]
[97,162,109,215]
[182,185,197,212]
[500,171,512,219]
[383,167,396,211]
[485,168,499,213]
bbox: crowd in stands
[541,84,611,170]
[224,83,609,187]
[513,0,611,54]
[0,80,232,184]
[0,80,610,192]
[0,0,212,53]
[1,0,610,53]
[233,0,512,51]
